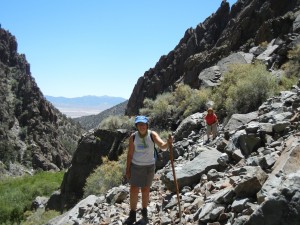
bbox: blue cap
[135,115,148,124]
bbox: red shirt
[205,113,217,125]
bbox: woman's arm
[125,134,135,179]
[151,131,173,150]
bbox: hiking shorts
[130,163,155,187]
[207,123,218,136]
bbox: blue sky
[1,0,236,99]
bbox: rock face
[126,0,300,115]
[0,28,83,174]
[47,129,129,210]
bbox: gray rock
[224,112,258,133]
[233,166,268,198]
[161,147,223,191]
[174,112,204,142]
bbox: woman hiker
[124,115,173,224]
[204,108,218,142]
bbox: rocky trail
[46,87,300,225]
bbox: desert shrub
[119,116,135,130]
[173,84,194,117]
[139,98,155,116]
[157,130,172,141]
[98,115,123,130]
[22,209,60,225]
[259,41,268,48]
[174,84,193,102]
[98,115,134,130]
[278,73,298,91]
[134,62,297,128]
[141,93,175,118]
[139,85,212,128]
[284,44,300,78]
[19,126,28,140]
[83,152,127,197]
[212,63,278,116]
[182,88,212,118]
[0,142,18,166]
[60,135,78,155]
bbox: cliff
[126,0,300,115]
[0,28,83,175]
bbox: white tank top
[132,130,155,166]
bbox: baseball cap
[135,115,148,124]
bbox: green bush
[284,44,300,78]
[278,73,298,91]
[60,136,78,155]
[22,209,60,225]
[140,92,176,125]
[157,130,172,141]
[19,126,28,140]
[98,115,134,130]
[0,171,64,225]
[83,153,127,197]
[137,62,298,127]
[182,88,211,118]
[173,84,194,113]
[139,84,211,127]
[0,142,18,166]
[212,63,278,116]
[139,98,155,116]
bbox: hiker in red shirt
[204,108,218,141]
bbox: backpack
[132,131,159,161]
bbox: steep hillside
[73,100,128,130]
[126,0,300,115]
[0,28,83,175]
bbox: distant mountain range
[45,95,127,118]
[73,100,128,131]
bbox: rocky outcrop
[47,129,129,210]
[0,28,83,174]
[126,0,300,115]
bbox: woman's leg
[124,185,139,224]
[207,125,212,140]
[141,186,150,221]
[141,186,150,208]
[212,123,218,139]
[130,185,139,210]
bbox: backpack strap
[150,131,155,143]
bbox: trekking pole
[169,134,182,221]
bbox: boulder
[161,146,222,192]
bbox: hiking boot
[123,210,136,225]
[141,208,148,223]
